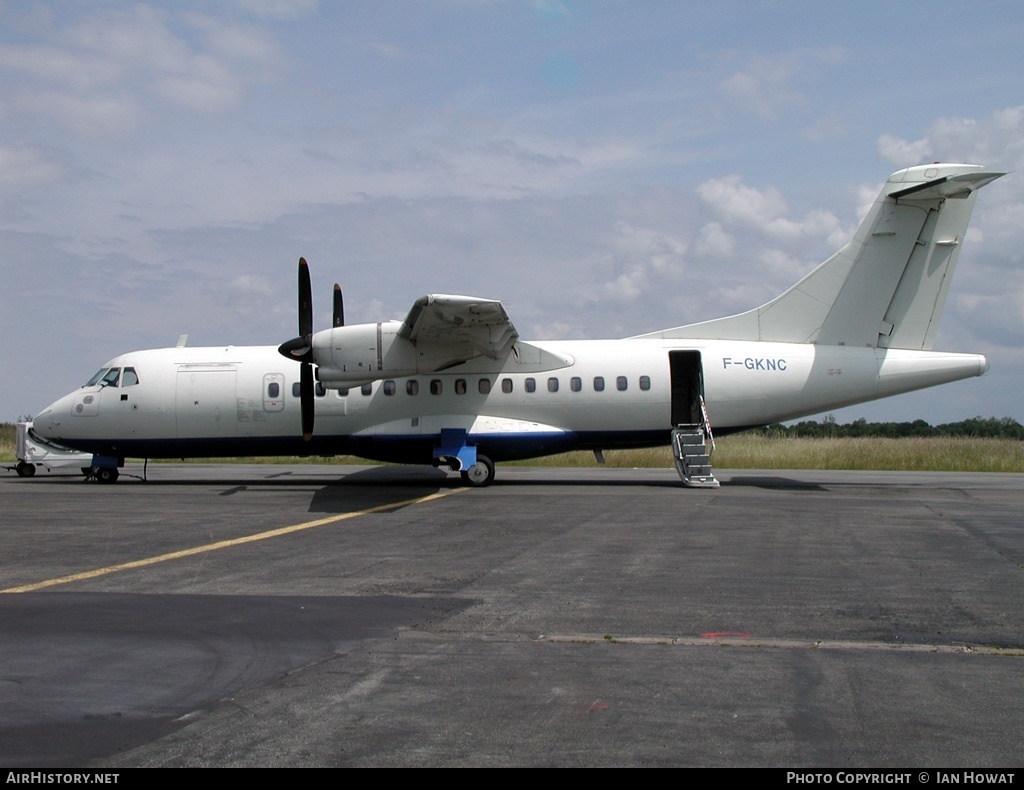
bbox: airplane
[31,162,1005,486]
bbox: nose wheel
[460,455,494,487]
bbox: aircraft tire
[96,467,119,484]
[16,461,36,478]
[460,455,494,487]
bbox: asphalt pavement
[2,464,1022,767]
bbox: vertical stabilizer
[638,164,1004,349]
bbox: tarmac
[1,463,1022,767]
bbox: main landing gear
[82,466,120,483]
[460,455,495,487]
[93,467,120,484]
[433,429,494,487]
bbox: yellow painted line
[2,488,466,594]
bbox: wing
[398,294,519,362]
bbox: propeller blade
[333,283,344,328]
[282,257,316,440]
[300,362,314,441]
[298,257,313,339]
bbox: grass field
[503,435,1024,473]
[4,423,1022,473]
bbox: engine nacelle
[312,321,417,385]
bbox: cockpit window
[85,367,123,387]
[85,368,109,387]
[122,367,139,386]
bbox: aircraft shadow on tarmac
[718,475,826,490]
[11,463,831,496]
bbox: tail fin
[640,164,1004,349]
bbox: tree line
[759,416,1024,440]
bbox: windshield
[85,368,109,387]
[84,367,121,387]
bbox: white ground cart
[10,422,94,478]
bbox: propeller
[277,258,348,441]
[277,258,316,440]
[333,283,344,328]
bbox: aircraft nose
[33,406,57,437]
[32,394,71,439]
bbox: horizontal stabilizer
[889,170,1005,200]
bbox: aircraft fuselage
[34,337,986,464]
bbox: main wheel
[16,461,36,478]
[460,455,494,487]
[96,467,119,484]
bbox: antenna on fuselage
[176,334,188,348]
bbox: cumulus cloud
[228,273,275,297]
[0,43,122,91]
[877,133,932,166]
[613,223,688,272]
[573,222,689,308]
[0,144,65,189]
[696,174,844,243]
[720,59,801,121]
[21,90,145,137]
[877,105,1024,171]
[228,0,320,20]
[530,0,573,19]
[693,222,735,260]
[698,175,790,231]
[0,3,286,136]
[717,48,843,121]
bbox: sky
[2,0,1024,426]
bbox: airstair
[671,396,719,488]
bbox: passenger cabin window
[337,388,349,397]
[501,378,513,393]
[361,383,373,396]
[315,382,326,397]
[594,376,605,392]
[268,382,280,398]
[407,380,419,395]
[570,377,582,392]
[525,378,536,393]
[479,378,491,394]
[430,380,442,395]
[455,379,467,395]
[122,367,139,386]
[383,380,396,396]
[639,375,651,391]
[617,376,628,391]
[292,382,301,397]
[547,377,558,393]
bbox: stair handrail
[699,395,715,452]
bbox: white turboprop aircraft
[33,163,1004,486]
